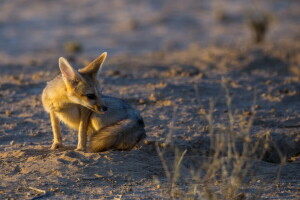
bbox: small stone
[149,93,157,102]
[198,109,206,115]
[242,110,253,116]
[264,80,272,85]
[138,99,145,104]
[254,104,261,110]
[5,110,12,116]
[64,41,82,53]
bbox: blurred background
[0,0,299,64]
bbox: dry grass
[156,78,286,199]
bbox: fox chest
[55,106,81,130]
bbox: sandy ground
[0,0,299,199]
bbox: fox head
[59,52,108,113]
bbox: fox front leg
[50,111,63,149]
[75,108,92,152]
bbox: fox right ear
[59,57,80,84]
[78,52,107,78]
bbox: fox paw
[75,147,86,152]
[51,143,63,150]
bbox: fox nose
[101,106,108,112]
[94,105,107,113]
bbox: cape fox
[42,52,146,152]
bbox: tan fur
[42,52,146,152]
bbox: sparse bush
[214,7,228,22]
[246,11,273,44]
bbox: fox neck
[48,76,80,112]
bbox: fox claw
[51,143,63,150]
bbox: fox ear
[59,57,81,84]
[78,52,107,78]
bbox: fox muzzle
[94,105,108,113]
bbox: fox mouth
[86,106,106,114]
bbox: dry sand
[0,0,299,199]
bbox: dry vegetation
[155,80,289,199]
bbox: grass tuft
[246,11,273,44]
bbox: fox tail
[90,118,146,152]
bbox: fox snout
[94,97,107,113]
[93,104,108,113]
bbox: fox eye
[86,93,96,100]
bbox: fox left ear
[59,57,81,85]
[78,52,107,78]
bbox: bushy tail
[90,118,146,152]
